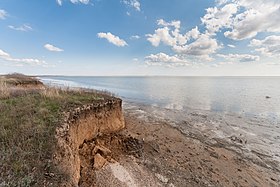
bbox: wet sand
[92,104,280,187]
[121,110,279,186]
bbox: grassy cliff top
[0,73,43,86]
[0,74,113,186]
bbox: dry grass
[4,73,42,86]
[0,74,113,186]
[40,87,62,99]
[0,79,10,99]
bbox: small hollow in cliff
[78,134,143,187]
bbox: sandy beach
[88,103,280,187]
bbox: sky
[0,0,280,76]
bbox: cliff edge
[55,98,125,186]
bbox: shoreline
[123,101,280,172]
[120,105,280,186]
[92,105,280,186]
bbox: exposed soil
[78,134,143,186]
[77,110,280,187]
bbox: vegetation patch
[0,74,110,186]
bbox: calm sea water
[40,76,280,120]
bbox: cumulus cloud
[122,0,141,11]
[250,35,280,47]
[97,32,128,47]
[157,19,180,29]
[217,53,260,62]
[145,52,190,67]
[222,0,280,40]
[199,0,280,40]
[0,9,7,20]
[147,27,177,47]
[146,20,200,47]
[173,34,220,60]
[44,44,64,52]
[250,35,280,57]
[146,1,279,65]
[56,0,90,6]
[146,19,220,61]
[201,3,238,34]
[0,49,47,66]
[8,24,32,32]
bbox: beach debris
[44,172,55,178]
[94,153,107,169]
[155,173,169,183]
[168,183,175,187]
[230,135,247,144]
[124,136,144,157]
[92,145,112,156]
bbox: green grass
[0,87,107,186]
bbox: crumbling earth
[77,111,280,187]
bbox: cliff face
[54,98,125,186]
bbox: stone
[94,153,107,170]
[155,173,169,183]
[92,145,112,156]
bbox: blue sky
[0,0,280,76]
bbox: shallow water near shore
[40,76,280,171]
[40,76,280,119]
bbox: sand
[90,105,280,187]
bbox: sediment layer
[54,98,125,186]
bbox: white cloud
[157,19,180,29]
[217,53,260,62]
[146,19,220,61]
[215,0,230,6]
[132,58,138,62]
[0,49,47,66]
[250,35,280,57]
[146,27,177,47]
[8,24,32,32]
[44,44,64,52]
[147,1,280,64]
[250,35,280,47]
[56,0,90,6]
[130,35,140,40]
[122,0,141,11]
[173,34,220,60]
[146,20,200,47]
[97,32,128,47]
[56,0,63,5]
[199,0,280,41]
[70,0,90,4]
[145,52,190,67]
[201,3,238,34]
[222,0,280,40]
[0,49,10,57]
[0,9,7,20]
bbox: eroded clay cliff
[54,98,125,186]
